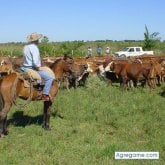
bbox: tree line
[0,26,164,57]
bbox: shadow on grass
[159,90,165,97]
[7,111,62,127]
[8,111,43,127]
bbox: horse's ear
[111,61,116,68]
[63,54,72,60]
[63,54,67,60]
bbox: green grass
[0,76,164,165]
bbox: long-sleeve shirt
[23,43,41,68]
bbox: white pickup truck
[114,47,154,58]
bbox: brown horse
[50,55,89,88]
[0,56,78,137]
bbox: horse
[49,55,89,89]
[0,56,79,137]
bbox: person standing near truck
[86,46,93,58]
[96,46,102,55]
[105,46,110,55]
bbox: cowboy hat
[27,32,43,42]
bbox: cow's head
[105,61,114,72]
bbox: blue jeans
[37,70,54,95]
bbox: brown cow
[98,59,130,85]
[105,61,155,89]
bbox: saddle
[18,66,55,90]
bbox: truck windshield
[121,47,129,51]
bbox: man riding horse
[0,33,89,137]
[20,32,54,101]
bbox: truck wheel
[120,54,126,59]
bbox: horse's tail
[11,73,20,105]
[0,79,4,111]
[0,74,17,112]
[0,95,3,112]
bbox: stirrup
[33,83,45,90]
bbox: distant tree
[42,36,49,43]
[39,36,54,56]
[143,25,161,50]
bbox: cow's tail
[148,65,157,88]
[148,66,155,79]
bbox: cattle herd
[0,53,165,137]
[0,54,165,90]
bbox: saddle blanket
[25,66,55,81]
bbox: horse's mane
[63,54,73,60]
[49,55,74,69]
[49,58,63,69]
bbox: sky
[0,0,164,43]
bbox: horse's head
[62,55,75,72]
[49,58,73,79]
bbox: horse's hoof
[0,133,5,138]
[42,125,51,131]
[4,130,9,135]
[45,127,51,131]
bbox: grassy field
[0,75,164,165]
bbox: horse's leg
[0,104,12,137]
[3,116,8,135]
[42,101,52,130]
[42,80,58,130]
[0,112,6,137]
